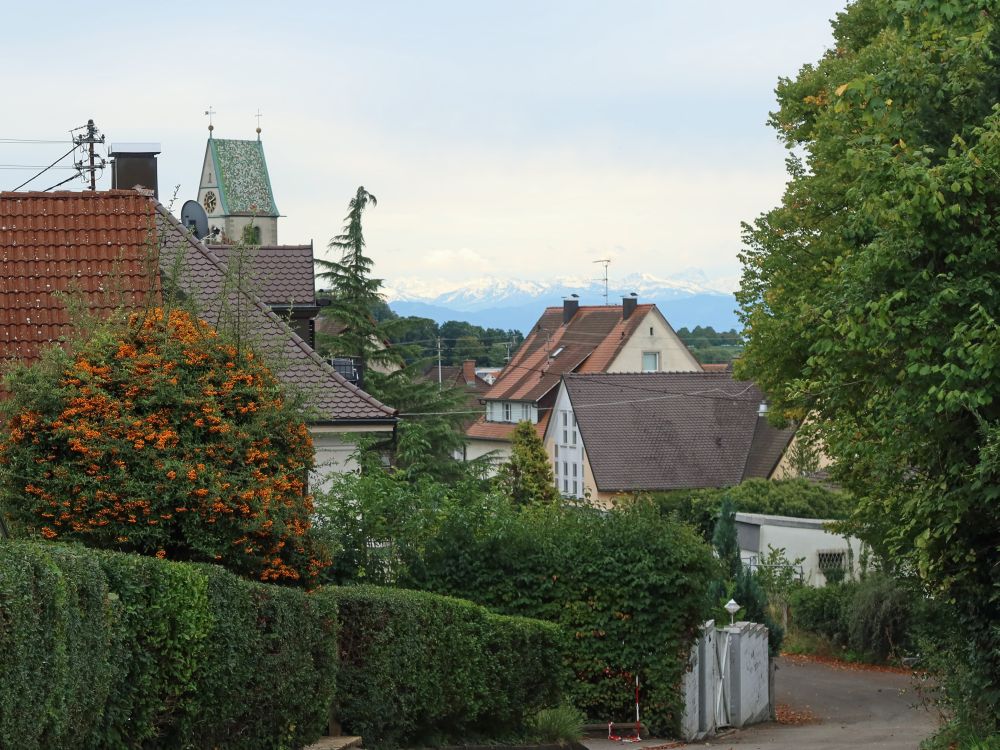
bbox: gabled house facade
[464,296,702,462]
[0,190,396,482]
[543,372,795,507]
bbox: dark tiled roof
[208,244,315,307]
[0,190,394,424]
[484,305,659,404]
[562,372,794,492]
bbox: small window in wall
[649,326,654,336]
[817,550,848,582]
[642,351,660,372]
[503,402,512,421]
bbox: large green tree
[315,187,470,473]
[737,0,999,731]
[316,187,403,372]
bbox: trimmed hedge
[331,585,563,748]
[0,541,337,750]
[400,501,718,736]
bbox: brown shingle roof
[0,190,395,424]
[484,305,657,404]
[562,372,794,492]
[208,244,316,307]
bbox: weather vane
[205,106,216,135]
[255,108,263,139]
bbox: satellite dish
[180,200,209,239]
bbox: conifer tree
[496,421,559,506]
[712,497,741,580]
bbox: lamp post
[725,599,741,626]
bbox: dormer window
[503,402,512,421]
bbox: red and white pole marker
[607,674,642,743]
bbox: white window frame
[642,351,660,372]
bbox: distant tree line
[674,326,744,365]
[373,307,524,368]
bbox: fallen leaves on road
[781,652,914,674]
[642,743,685,749]
[774,703,820,725]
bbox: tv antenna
[593,259,611,306]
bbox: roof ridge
[154,204,395,419]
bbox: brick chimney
[563,296,580,324]
[622,294,638,320]
[462,360,477,385]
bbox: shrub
[789,583,852,643]
[0,307,327,584]
[0,541,337,750]
[330,585,562,748]
[531,704,585,745]
[401,500,717,736]
[844,574,922,662]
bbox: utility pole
[74,119,106,191]
[593,258,611,305]
[437,337,443,387]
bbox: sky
[1,1,848,296]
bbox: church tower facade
[197,127,280,245]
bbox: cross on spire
[255,108,263,140]
[205,106,216,136]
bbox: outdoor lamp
[725,599,741,626]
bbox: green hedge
[400,501,717,736]
[331,585,563,748]
[0,541,337,750]
[650,478,853,540]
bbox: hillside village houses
[0,128,397,485]
[464,295,703,461]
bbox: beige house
[464,296,701,464]
[542,372,795,508]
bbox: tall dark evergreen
[316,187,401,371]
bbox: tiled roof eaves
[155,205,396,422]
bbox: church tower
[197,121,280,245]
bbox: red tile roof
[1,191,157,362]
[0,191,395,424]
[483,304,657,404]
[465,411,549,441]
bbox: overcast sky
[2,1,847,294]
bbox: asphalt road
[691,656,937,749]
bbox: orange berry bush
[1,308,329,585]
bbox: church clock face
[203,191,217,213]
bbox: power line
[11,145,77,191]
[41,172,85,192]
[0,138,73,144]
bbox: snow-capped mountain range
[382,272,742,333]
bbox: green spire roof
[209,138,279,217]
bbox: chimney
[563,296,580,325]
[110,143,161,198]
[462,360,477,385]
[622,293,638,320]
